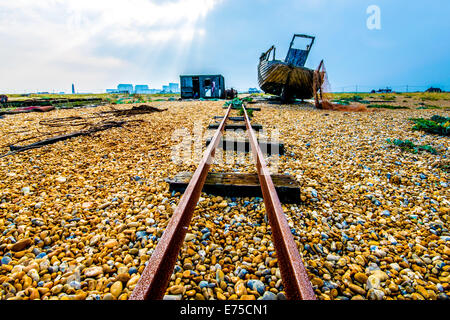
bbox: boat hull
[258,59,315,100]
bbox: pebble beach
[0,99,449,300]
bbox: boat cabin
[180,74,226,99]
[285,34,315,67]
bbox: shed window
[204,79,211,87]
[182,77,192,87]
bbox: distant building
[72,84,75,94]
[134,84,154,94]
[107,84,134,94]
[106,83,179,94]
[135,85,151,94]
[169,83,179,93]
[371,87,392,94]
[180,75,225,99]
[426,87,442,93]
[117,84,134,94]
[248,88,261,94]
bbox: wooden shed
[180,75,226,99]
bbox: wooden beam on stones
[208,123,263,131]
[222,106,261,111]
[205,137,284,155]
[167,172,301,203]
[213,116,245,122]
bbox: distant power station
[106,83,179,94]
[135,85,150,93]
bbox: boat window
[291,37,313,51]
[204,79,211,87]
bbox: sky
[0,0,449,93]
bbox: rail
[130,104,316,300]
[243,105,316,300]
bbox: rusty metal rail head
[130,106,232,300]
[242,104,316,300]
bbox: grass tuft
[367,104,409,110]
[410,115,450,136]
[386,139,438,155]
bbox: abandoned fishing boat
[258,34,323,103]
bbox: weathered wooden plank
[208,123,263,131]
[213,116,245,121]
[236,106,261,111]
[167,172,300,203]
[1,97,103,108]
[222,106,261,111]
[206,137,284,155]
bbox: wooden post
[314,60,324,109]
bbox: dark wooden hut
[180,75,226,99]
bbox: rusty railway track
[242,106,316,300]
[130,104,316,300]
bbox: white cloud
[0,0,222,92]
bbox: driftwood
[1,121,127,158]
[1,97,102,109]
[100,104,167,116]
[0,106,55,116]
[0,104,163,158]
[8,131,86,152]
